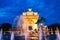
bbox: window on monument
[28,26,32,30]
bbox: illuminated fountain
[16,8,39,40]
[38,23,43,40]
[0,8,59,40]
[16,15,24,36]
[11,32,14,40]
[0,29,3,40]
[16,8,50,40]
[38,23,47,40]
[56,28,60,40]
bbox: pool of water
[0,32,57,40]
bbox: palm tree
[36,17,46,24]
[40,17,46,22]
[36,17,46,32]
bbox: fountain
[16,15,24,36]
[38,23,43,40]
[15,8,50,40]
[0,8,59,40]
[16,8,39,40]
[11,32,14,40]
[0,29,3,40]
[56,28,60,40]
[39,23,48,40]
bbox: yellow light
[28,8,32,11]
[33,24,38,30]
[40,23,43,25]
[34,12,38,15]
[44,25,47,28]
[23,12,26,15]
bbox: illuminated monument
[22,9,39,40]
[22,8,38,32]
[16,8,42,40]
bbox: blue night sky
[0,0,60,26]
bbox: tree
[1,23,12,32]
[48,23,60,32]
[36,17,46,24]
[40,17,46,22]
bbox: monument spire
[28,8,32,11]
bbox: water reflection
[0,28,59,40]
[0,30,60,40]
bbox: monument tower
[17,8,39,40]
[22,8,39,40]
